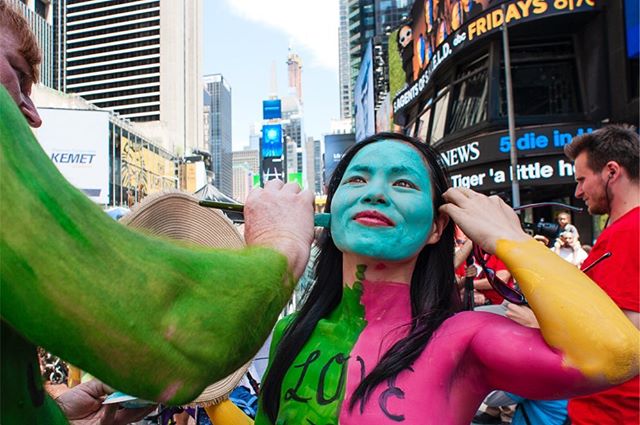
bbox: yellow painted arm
[205,399,254,425]
[497,238,639,384]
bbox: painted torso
[258,280,511,425]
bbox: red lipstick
[353,210,394,226]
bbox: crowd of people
[1,1,639,424]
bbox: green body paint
[255,279,368,424]
[0,86,295,421]
[330,141,434,261]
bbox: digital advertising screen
[261,124,283,158]
[324,133,356,184]
[355,40,375,142]
[390,0,600,118]
[263,99,282,120]
[625,0,639,58]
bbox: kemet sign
[389,0,599,118]
[438,124,595,191]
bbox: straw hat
[121,191,252,406]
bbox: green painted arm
[0,87,294,405]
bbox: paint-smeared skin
[330,142,434,262]
[0,86,295,408]
[256,271,367,425]
[497,238,640,384]
[339,282,586,424]
[261,240,639,424]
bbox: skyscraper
[338,0,352,121]
[54,0,203,155]
[204,74,233,197]
[9,0,54,88]
[286,48,303,104]
[342,0,410,117]
[281,96,303,175]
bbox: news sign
[437,123,598,191]
[437,124,595,170]
[448,155,576,191]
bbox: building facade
[344,0,411,123]
[53,0,203,155]
[387,0,638,244]
[232,149,258,203]
[287,48,303,104]
[10,0,54,88]
[338,0,352,120]
[204,73,233,197]
[305,136,323,194]
[32,84,177,207]
[281,95,304,176]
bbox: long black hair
[260,132,460,422]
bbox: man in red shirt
[564,124,639,424]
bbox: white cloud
[223,0,339,71]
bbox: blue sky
[203,0,340,151]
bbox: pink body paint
[338,281,586,425]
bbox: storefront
[385,0,639,243]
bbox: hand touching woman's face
[330,141,434,261]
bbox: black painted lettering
[378,375,405,422]
[284,350,321,402]
[317,353,350,405]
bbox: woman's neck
[342,253,417,287]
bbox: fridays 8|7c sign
[390,0,599,117]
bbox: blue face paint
[330,141,434,261]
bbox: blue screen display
[261,124,283,158]
[626,0,639,58]
[263,99,282,120]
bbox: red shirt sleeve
[584,208,640,312]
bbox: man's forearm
[0,88,294,404]
[496,238,639,385]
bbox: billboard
[323,133,356,184]
[438,124,596,190]
[37,108,110,204]
[389,0,600,118]
[122,136,176,196]
[354,40,375,142]
[263,99,282,120]
[261,124,283,158]
[625,0,639,58]
[260,157,285,185]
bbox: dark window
[499,39,581,117]
[68,74,159,92]
[447,55,488,133]
[431,88,450,144]
[115,104,159,116]
[82,85,158,101]
[35,0,47,18]
[68,2,158,22]
[94,95,159,108]
[67,16,159,40]
[416,98,433,142]
[69,48,159,67]
[68,29,160,49]
[67,57,159,76]
[67,38,159,58]
[130,114,160,122]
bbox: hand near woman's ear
[438,188,529,254]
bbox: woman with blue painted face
[255,133,639,425]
